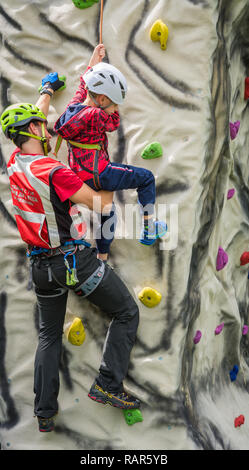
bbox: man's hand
[40,73,66,92]
[88,44,105,68]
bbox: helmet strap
[40,122,48,156]
[9,122,48,156]
[88,91,114,111]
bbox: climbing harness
[74,260,105,297]
[28,238,105,297]
[27,239,90,286]
[53,134,103,189]
[27,239,91,258]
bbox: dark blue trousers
[85,162,156,253]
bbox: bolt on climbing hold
[227,188,235,200]
[216,247,228,271]
[244,77,249,100]
[242,325,248,335]
[215,322,224,335]
[141,142,163,160]
[234,415,245,428]
[123,409,143,426]
[230,365,239,382]
[193,330,202,344]
[66,317,86,346]
[240,252,249,266]
[138,287,162,308]
[229,121,240,140]
[72,0,99,8]
[150,19,169,50]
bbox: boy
[45,44,167,261]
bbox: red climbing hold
[216,247,228,271]
[234,415,245,428]
[227,188,235,200]
[244,77,249,100]
[240,252,249,266]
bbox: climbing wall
[1,0,249,451]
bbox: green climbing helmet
[0,103,47,138]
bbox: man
[0,74,140,433]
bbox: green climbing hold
[123,409,143,426]
[72,0,99,9]
[141,142,163,159]
[38,75,67,93]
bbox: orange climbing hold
[240,252,249,266]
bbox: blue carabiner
[64,251,73,274]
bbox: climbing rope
[99,0,104,43]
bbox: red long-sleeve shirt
[54,71,120,182]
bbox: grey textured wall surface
[0,0,249,450]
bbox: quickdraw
[64,249,79,286]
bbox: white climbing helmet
[84,62,127,105]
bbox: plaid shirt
[54,70,120,182]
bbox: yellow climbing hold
[150,19,169,50]
[66,317,86,346]
[138,287,162,308]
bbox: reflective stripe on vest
[8,153,64,248]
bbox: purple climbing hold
[227,188,235,200]
[193,330,202,344]
[216,247,228,271]
[215,322,224,335]
[242,325,248,335]
[229,121,240,140]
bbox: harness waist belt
[27,239,91,258]
[75,261,105,297]
[53,134,101,157]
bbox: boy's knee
[144,168,155,183]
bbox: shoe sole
[39,427,54,432]
[139,228,168,246]
[88,393,140,410]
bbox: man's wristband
[39,83,54,97]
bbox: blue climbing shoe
[139,220,167,246]
[37,416,55,432]
[88,381,140,409]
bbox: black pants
[31,246,139,418]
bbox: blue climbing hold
[230,365,239,382]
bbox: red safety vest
[7,149,76,248]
